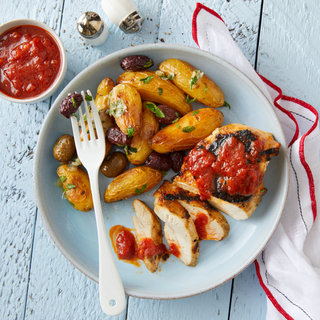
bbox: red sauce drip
[186,136,264,200]
[194,213,208,239]
[0,25,61,99]
[168,243,180,258]
[109,225,168,267]
[116,229,136,260]
[137,238,167,260]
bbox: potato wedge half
[149,108,224,153]
[127,102,160,165]
[159,59,224,108]
[95,77,115,113]
[108,83,142,136]
[57,164,93,212]
[117,71,192,115]
[104,166,163,203]
[94,77,115,138]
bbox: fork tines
[71,90,105,148]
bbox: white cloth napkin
[192,3,320,320]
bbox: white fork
[70,90,126,316]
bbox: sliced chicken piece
[157,180,229,240]
[153,182,199,267]
[178,199,229,241]
[174,124,280,220]
[132,199,166,273]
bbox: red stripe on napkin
[192,3,225,46]
[259,75,299,147]
[285,96,319,221]
[255,260,295,320]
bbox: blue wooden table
[1,1,319,319]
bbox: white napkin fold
[192,3,320,320]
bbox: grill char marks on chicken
[153,181,199,267]
[155,181,230,242]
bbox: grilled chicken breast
[154,183,199,267]
[156,180,229,240]
[174,124,281,220]
[132,199,165,273]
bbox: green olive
[53,134,76,163]
[100,152,128,178]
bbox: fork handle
[89,169,126,316]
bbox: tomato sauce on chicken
[110,225,167,265]
[137,238,167,260]
[194,213,208,239]
[168,243,180,258]
[185,131,265,201]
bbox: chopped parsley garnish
[172,116,179,123]
[124,145,137,156]
[182,126,195,133]
[186,95,196,104]
[59,176,67,183]
[84,94,92,101]
[204,83,208,93]
[72,113,77,118]
[177,123,180,128]
[126,126,135,137]
[190,69,204,89]
[158,87,163,96]
[192,110,199,115]
[67,183,76,189]
[71,97,77,108]
[145,102,165,118]
[69,201,75,206]
[140,75,154,84]
[109,98,127,117]
[143,61,153,68]
[190,76,198,89]
[135,184,148,195]
[159,73,175,80]
[222,101,231,109]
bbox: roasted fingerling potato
[159,59,225,108]
[108,83,142,137]
[149,108,224,153]
[92,77,115,136]
[95,77,115,112]
[104,166,163,203]
[116,71,192,115]
[127,102,160,165]
[57,164,93,212]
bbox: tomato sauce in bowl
[0,24,62,100]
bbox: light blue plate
[33,44,289,299]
